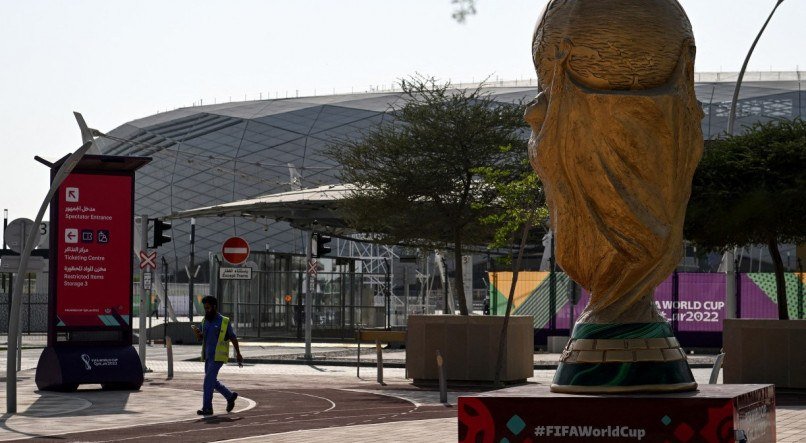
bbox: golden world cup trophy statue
[525,0,704,393]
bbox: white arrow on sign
[64,229,78,244]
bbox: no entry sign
[222,237,250,265]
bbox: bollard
[437,350,447,403]
[357,333,361,378]
[376,339,383,384]
[16,332,21,372]
[166,336,174,380]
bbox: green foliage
[326,75,527,250]
[685,118,806,251]
[326,75,527,315]
[475,155,547,250]
[685,118,806,319]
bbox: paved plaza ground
[0,340,803,442]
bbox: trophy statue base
[550,322,697,394]
[458,384,775,442]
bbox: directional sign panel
[222,237,250,265]
[219,267,252,280]
[55,173,133,328]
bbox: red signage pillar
[36,155,150,391]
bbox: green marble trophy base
[550,322,697,394]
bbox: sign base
[458,384,775,442]
[35,345,144,391]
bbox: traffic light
[151,219,172,248]
[312,233,332,257]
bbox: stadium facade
[99,71,805,267]
[96,72,805,336]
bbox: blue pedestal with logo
[35,345,143,391]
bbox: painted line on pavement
[0,387,255,442]
[217,418,456,442]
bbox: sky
[1,0,805,225]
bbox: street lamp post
[724,0,785,319]
[6,140,94,414]
[727,0,786,135]
[3,209,7,294]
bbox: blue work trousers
[202,360,234,411]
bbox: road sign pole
[304,229,314,360]
[188,218,195,322]
[163,256,168,345]
[139,215,148,371]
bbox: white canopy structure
[166,183,358,235]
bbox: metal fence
[212,252,401,339]
[0,293,48,333]
[2,268,802,348]
[217,268,391,339]
[130,282,210,318]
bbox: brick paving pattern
[0,343,802,441]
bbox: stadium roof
[98,73,806,266]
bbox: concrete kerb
[0,344,719,369]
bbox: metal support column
[187,218,195,322]
[304,229,314,360]
[384,258,391,329]
[138,215,148,371]
[162,257,168,345]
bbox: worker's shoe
[197,409,213,416]
[227,392,238,413]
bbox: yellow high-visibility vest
[201,316,230,363]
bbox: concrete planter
[406,315,534,383]
[723,319,806,389]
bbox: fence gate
[213,252,388,339]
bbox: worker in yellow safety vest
[191,295,243,416]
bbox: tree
[326,76,527,315]
[475,159,547,384]
[685,118,806,320]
